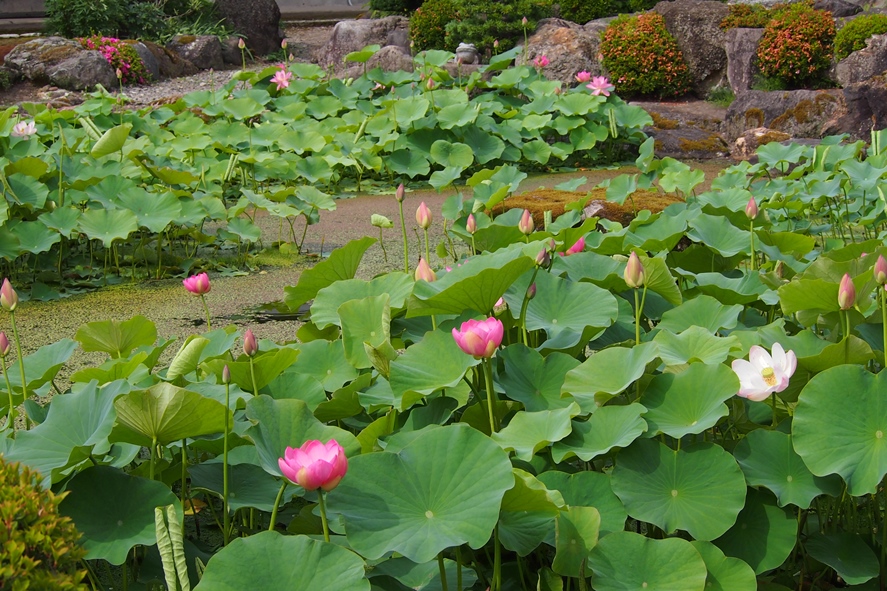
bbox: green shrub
[600,13,693,98]
[0,457,89,590]
[370,0,424,15]
[626,0,659,13]
[79,36,151,84]
[558,0,615,25]
[443,0,553,55]
[45,0,168,41]
[410,0,459,51]
[834,13,887,60]
[719,3,775,29]
[756,2,835,87]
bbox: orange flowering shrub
[756,2,835,87]
[600,13,692,98]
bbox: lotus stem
[268,481,287,532]
[378,227,388,263]
[248,357,259,397]
[398,200,409,274]
[483,358,497,433]
[492,526,502,591]
[881,288,886,370]
[1,355,14,431]
[150,436,157,481]
[9,313,27,428]
[200,295,212,331]
[455,546,463,591]
[423,227,431,264]
[223,380,231,545]
[317,491,331,543]
[770,393,778,428]
[438,552,449,591]
[519,268,540,346]
[749,220,756,271]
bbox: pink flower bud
[745,196,758,220]
[0,332,9,358]
[624,252,645,289]
[426,77,436,90]
[396,183,405,203]
[838,273,856,310]
[243,329,258,357]
[1,279,18,312]
[183,272,211,295]
[535,248,550,268]
[452,317,504,358]
[238,38,245,49]
[281,39,288,49]
[116,68,123,79]
[415,258,436,282]
[527,283,537,300]
[279,439,348,492]
[522,16,528,26]
[416,202,432,229]
[562,237,585,256]
[518,209,534,235]
[466,213,477,234]
[222,365,230,384]
[493,39,499,48]
[875,255,887,285]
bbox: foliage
[756,2,835,87]
[445,0,554,55]
[834,13,887,60]
[719,3,778,29]
[369,0,424,16]
[600,13,693,98]
[553,0,611,25]
[78,36,151,84]
[45,0,168,41]
[706,85,735,107]
[0,457,89,589]
[409,0,459,52]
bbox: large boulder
[835,33,887,86]
[724,89,845,139]
[522,18,611,85]
[126,41,160,81]
[725,28,764,95]
[826,74,887,139]
[654,0,730,96]
[730,127,792,160]
[4,37,116,90]
[214,0,282,57]
[316,16,410,71]
[141,41,198,79]
[814,0,861,17]
[166,35,224,71]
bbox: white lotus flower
[731,343,797,402]
[11,121,36,139]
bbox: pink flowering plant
[78,36,151,85]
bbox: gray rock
[166,35,224,71]
[316,16,410,71]
[730,127,792,160]
[826,74,887,139]
[835,33,887,86]
[128,42,160,82]
[725,27,764,95]
[654,0,730,97]
[4,36,117,91]
[522,18,610,85]
[214,0,282,57]
[221,37,245,65]
[813,0,861,17]
[142,41,199,79]
[724,89,845,139]
[46,51,117,91]
[648,125,730,159]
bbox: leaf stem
[399,200,409,274]
[9,312,27,428]
[200,295,212,331]
[223,380,231,545]
[483,358,497,433]
[268,480,288,532]
[317,491,331,542]
[248,356,259,397]
[438,552,449,591]
[1,355,14,431]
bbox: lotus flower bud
[415,258,436,282]
[466,213,477,234]
[116,68,123,79]
[222,364,230,384]
[183,272,211,295]
[518,209,534,235]
[243,329,258,357]
[281,39,288,49]
[535,248,550,268]
[745,196,758,220]
[494,39,499,49]
[396,183,405,203]
[526,283,537,300]
[426,77,436,90]
[238,38,246,50]
[562,237,585,256]
[416,202,432,229]
[875,255,887,285]
[624,252,645,289]
[1,279,18,312]
[522,16,528,26]
[838,273,856,310]
[0,332,9,358]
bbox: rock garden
[4,0,887,590]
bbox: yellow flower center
[761,367,777,387]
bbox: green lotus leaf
[499,469,565,556]
[78,208,138,247]
[523,139,552,164]
[38,206,80,237]
[10,220,59,254]
[165,336,209,382]
[344,44,380,63]
[733,429,841,508]
[244,396,359,479]
[311,272,412,328]
[265,371,326,409]
[537,471,627,536]
[657,295,743,334]
[437,103,478,129]
[793,364,887,495]
[429,166,464,190]
[653,326,742,367]
[587,532,707,591]
[284,236,376,310]
[492,405,579,461]
[611,439,747,540]
[75,315,157,359]
[189,462,298,512]
[638,255,682,306]
[640,363,738,438]
[59,466,180,565]
[713,488,796,574]
[202,347,299,393]
[690,541,757,591]
[287,340,357,391]
[390,330,480,409]
[460,126,505,164]
[498,344,579,411]
[804,533,879,585]
[387,149,431,178]
[430,140,474,169]
[115,189,181,233]
[369,556,477,591]
[551,403,647,462]
[337,294,391,369]
[90,123,132,158]
[562,342,659,413]
[552,506,600,578]
[223,97,265,120]
[692,271,773,306]
[277,130,326,154]
[6,338,77,391]
[326,424,514,563]
[394,96,431,129]
[194,532,369,591]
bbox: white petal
[748,345,773,372]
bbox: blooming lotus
[278,439,348,492]
[586,76,615,97]
[452,317,504,359]
[731,343,797,402]
[533,55,550,68]
[183,272,211,296]
[575,70,592,83]
[11,121,36,139]
[271,67,293,90]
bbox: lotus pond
[3,45,887,591]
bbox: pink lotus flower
[415,258,436,282]
[518,209,534,235]
[278,439,348,492]
[875,255,887,285]
[533,55,549,69]
[183,272,211,296]
[396,183,405,203]
[586,76,615,97]
[466,213,477,234]
[624,252,645,288]
[11,121,36,139]
[271,67,293,91]
[575,71,592,83]
[452,317,504,359]
[0,279,17,312]
[560,237,585,256]
[243,329,258,357]
[731,343,797,402]
[838,273,856,310]
[416,202,432,229]
[745,196,758,220]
